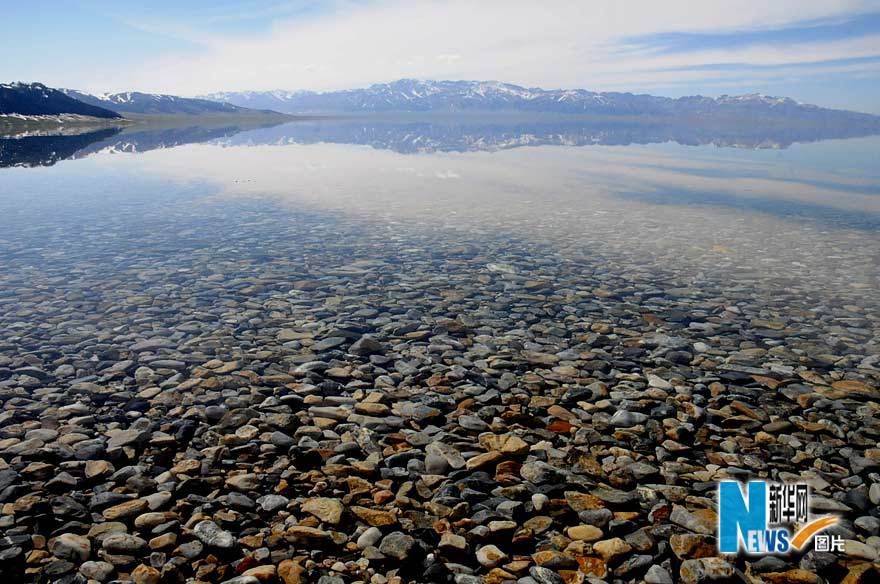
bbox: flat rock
[302,497,344,524]
[193,520,235,549]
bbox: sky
[2,0,880,113]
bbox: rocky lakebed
[0,174,879,584]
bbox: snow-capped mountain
[1,82,121,119]
[202,79,879,125]
[61,89,258,115]
[200,90,306,112]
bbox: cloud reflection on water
[2,117,877,298]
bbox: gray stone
[50,533,91,562]
[79,561,115,582]
[644,565,673,584]
[609,410,649,427]
[378,531,416,560]
[356,527,382,550]
[193,520,235,549]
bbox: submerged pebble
[0,175,877,584]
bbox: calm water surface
[0,118,878,360]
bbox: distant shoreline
[0,111,300,136]
[5,109,879,139]
[122,111,296,123]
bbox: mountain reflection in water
[0,123,270,168]
[3,113,880,168]
[0,112,877,315]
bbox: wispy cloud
[622,12,880,54]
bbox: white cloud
[579,35,880,89]
[98,0,880,94]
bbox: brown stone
[278,559,305,584]
[148,533,177,549]
[84,460,114,479]
[102,499,148,520]
[533,550,578,569]
[478,434,529,456]
[566,525,603,542]
[301,498,344,525]
[170,459,201,474]
[495,460,522,482]
[466,451,503,470]
[547,420,574,433]
[670,534,716,559]
[134,511,178,529]
[841,563,880,584]
[284,526,331,543]
[350,506,397,526]
[592,538,631,562]
[131,564,160,584]
[243,565,277,581]
[564,491,605,512]
[483,567,517,584]
[560,569,586,584]
[762,570,821,584]
[577,556,607,578]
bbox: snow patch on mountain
[60,89,263,115]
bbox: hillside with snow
[61,89,267,115]
[0,83,122,119]
[203,79,880,127]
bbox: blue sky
[2,0,880,113]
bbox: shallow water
[1,117,880,581]
[1,119,878,333]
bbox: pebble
[102,533,147,554]
[844,539,879,561]
[302,497,344,524]
[476,544,508,568]
[593,537,632,562]
[566,525,603,541]
[131,564,161,584]
[644,565,674,584]
[680,558,735,584]
[49,533,91,562]
[257,494,289,512]
[377,531,416,560]
[102,499,148,520]
[609,410,648,427]
[193,520,235,549]
[356,527,383,550]
[869,483,880,506]
[79,560,114,582]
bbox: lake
[2,118,878,322]
[0,117,878,581]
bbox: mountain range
[202,79,880,127]
[1,83,283,124]
[60,89,269,115]
[0,83,121,119]
[3,79,880,132]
